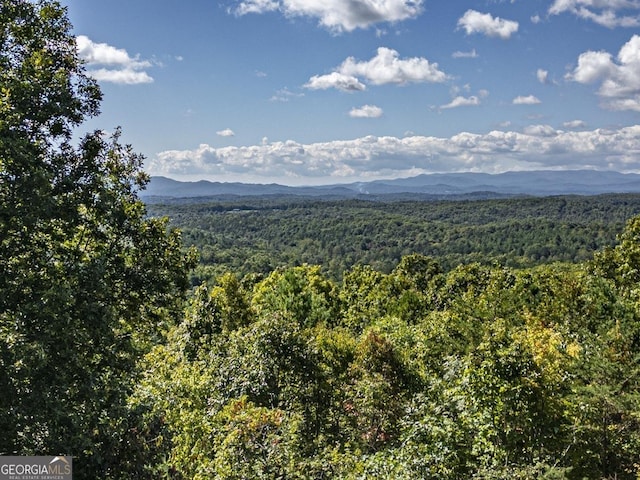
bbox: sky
[60,0,640,185]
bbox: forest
[132,236,640,479]
[3,1,640,479]
[140,195,640,478]
[147,194,640,284]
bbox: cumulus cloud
[523,124,557,136]
[147,125,640,183]
[232,0,424,32]
[341,47,448,85]
[568,51,614,83]
[440,95,481,109]
[304,72,366,92]
[76,35,154,84]
[349,105,383,118]
[567,35,640,111]
[457,10,519,39]
[85,68,153,85]
[217,128,236,137]
[305,47,448,91]
[235,0,279,15]
[513,95,542,105]
[549,0,640,28]
[564,119,588,129]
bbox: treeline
[147,194,640,283]
[129,217,640,478]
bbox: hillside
[147,193,640,284]
[142,170,640,199]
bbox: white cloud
[549,0,640,28]
[567,50,615,83]
[235,0,279,15]
[440,95,481,109]
[233,0,424,32]
[84,68,153,85]
[340,47,449,85]
[76,35,154,84]
[305,47,448,91]
[457,10,519,39]
[147,125,640,184]
[304,72,366,92]
[349,105,383,118]
[523,124,557,136]
[537,69,549,84]
[452,49,479,59]
[513,95,542,105]
[217,128,236,137]
[567,35,640,111]
[564,119,588,129]
[76,35,151,68]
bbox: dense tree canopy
[147,194,640,284]
[134,228,640,478]
[4,1,640,478]
[0,1,194,477]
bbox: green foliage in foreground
[147,194,640,284]
[0,1,195,477]
[130,217,640,479]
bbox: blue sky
[62,0,640,185]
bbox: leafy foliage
[0,1,194,477]
[5,2,640,478]
[134,214,640,478]
[147,194,640,283]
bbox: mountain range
[141,170,640,200]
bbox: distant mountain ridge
[141,170,640,199]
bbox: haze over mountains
[141,170,640,200]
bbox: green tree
[181,273,253,359]
[593,216,640,299]
[344,330,414,452]
[0,1,194,477]
[251,264,340,328]
[387,254,443,323]
[340,264,388,332]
